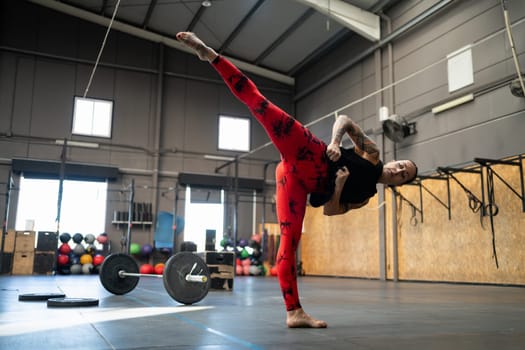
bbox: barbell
[99,252,211,305]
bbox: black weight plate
[163,252,210,305]
[19,293,66,301]
[99,253,139,295]
[47,298,99,307]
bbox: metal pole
[233,156,239,246]
[126,179,135,254]
[173,181,179,253]
[56,139,67,233]
[0,172,13,274]
[392,189,398,282]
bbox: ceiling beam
[28,0,294,86]
[293,0,380,41]
[255,8,315,65]
[142,0,158,29]
[218,0,266,54]
[186,4,207,32]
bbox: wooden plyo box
[15,231,36,252]
[12,251,35,275]
[36,231,58,252]
[33,251,56,275]
[0,229,16,253]
[198,251,235,291]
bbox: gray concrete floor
[0,274,524,349]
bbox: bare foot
[176,32,218,62]
[286,308,327,328]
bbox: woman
[176,32,417,328]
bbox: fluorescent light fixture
[202,0,212,7]
[204,155,235,161]
[55,139,99,149]
[431,93,474,114]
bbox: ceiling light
[204,155,235,161]
[55,139,99,149]
[202,0,212,7]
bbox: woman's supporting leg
[275,162,327,328]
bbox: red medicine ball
[57,254,69,266]
[58,243,71,255]
[139,264,154,274]
[92,254,105,266]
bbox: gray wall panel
[31,60,75,138]
[0,53,16,131]
[11,57,37,136]
[113,70,154,148]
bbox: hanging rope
[485,167,499,268]
[83,0,122,98]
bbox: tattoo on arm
[331,119,346,145]
[347,120,379,158]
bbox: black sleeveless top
[309,147,383,207]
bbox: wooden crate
[0,229,16,253]
[15,231,36,252]
[33,251,56,275]
[198,251,235,291]
[1,252,13,274]
[12,251,35,275]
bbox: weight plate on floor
[99,253,139,295]
[47,298,99,307]
[163,252,210,305]
[19,293,66,301]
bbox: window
[218,115,250,152]
[184,186,224,251]
[15,177,107,234]
[72,96,113,138]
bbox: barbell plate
[163,252,211,305]
[99,253,139,295]
[47,298,99,307]
[19,293,66,301]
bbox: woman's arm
[326,115,380,162]
[322,166,371,216]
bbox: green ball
[130,243,141,255]
[240,248,250,259]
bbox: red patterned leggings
[212,56,329,311]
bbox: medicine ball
[154,263,164,275]
[59,232,71,243]
[240,248,250,259]
[70,264,82,274]
[84,233,96,244]
[139,264,154,274]
[73,244,85,256]
[72,233,83,244]
[57,254,69,266]
[97,233,108,244]
[92,254,105,266]
[82,263,93,274]
[58,243,71,255]
[130,243,141,255]
[70,254,80,265]
[85,244,97,255]
[249,265,261,276]
[80,254,93,265]
[141,244,153,256]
